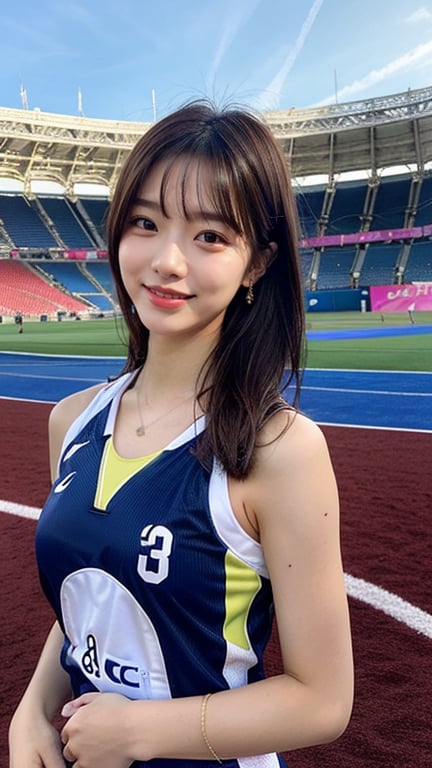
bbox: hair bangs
[154,148,246,238]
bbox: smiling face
[118,158,253,343]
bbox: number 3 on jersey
[137,524,173,584]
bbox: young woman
[9,101,353,768]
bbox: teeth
[153,289,184,299]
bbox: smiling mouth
[146,286,193,300]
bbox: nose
[151,237,187,279]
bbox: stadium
[0,85,431,319]
[1,88,431,768]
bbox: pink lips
[145,284,193,309]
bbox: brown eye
[132,217,156,231]
[197,231,225,244]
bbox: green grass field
[1,312,431,371]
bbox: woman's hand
[61,692,133,768]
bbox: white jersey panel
[61,568,172,700]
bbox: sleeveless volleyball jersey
[35,373,286,768]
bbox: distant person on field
[15,312,23,333]
[9,100,353,768]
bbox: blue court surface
[1,352,431,431]
[307,325,432,340]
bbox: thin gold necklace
[135,386,194,437]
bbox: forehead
[136,157,216,213]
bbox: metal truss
[0,86,432,190]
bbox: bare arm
[11,621,71,720]
[61,412,353,766]
[9,383,106,767]
[9,622,72,767]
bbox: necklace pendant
[136,425,145,437]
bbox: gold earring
[246,281,254,305]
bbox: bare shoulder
[257,409,332,478]
[48,382,106,480]
[245,409,338,531]
[49,382,106,435]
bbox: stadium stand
[36,261,115,311]
[78,198,109,242]
[296,188,325,237]
[0,259,90,316]
[0,87,431,316]
[0,195,57,248]
[40,261,98,293]
[403,240,432,282]
[325,183,368,236]
[314,247,357,290]
[370,177,411,230]
[413,175,432,226]
[359,243,401,286]
[38,197,95,249]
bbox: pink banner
[63,249,108,260]
[63,254,108,261]
[370,283,432,312]
[63,249,89,260]
[299,226,424,249]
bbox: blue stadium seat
[39,197,94,249]
[296,189,325,238]
[360,243,400,285]
[317,248,356,289]
[327,183,367,235]
[370,178,411,230]
[404,240,432,282]
[413,176,432,226]
[0,195,57,248]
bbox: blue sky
[2,0,432,122]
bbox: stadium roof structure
[0,85,432,195]
[265,85,432,179]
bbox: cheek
[117,245,128,287]
[118,237,129,269]
[200,253,250,291]
[118,237,142,277]
[118,245,139,297]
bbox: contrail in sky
[314,40,432,106]
[207,0,263,89]
[256,0,325,110]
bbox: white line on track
[345,574,432,639]
[302,386,432,397]
[318,421,432,433]
[0,499,41,520]
[308,367,432,375]
[0,371,100,382]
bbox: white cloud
[314,40,432,106]
[406,7,432,24]
[254,0,325,111]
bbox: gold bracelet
[201,693,223,763]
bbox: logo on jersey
[137,524,173,584]
[63,441,90,462]
[81,633,100,677]
[81,633,140,689]
[54,472,77,493]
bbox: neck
[141,331,216,397]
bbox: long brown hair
[107,100,305,478]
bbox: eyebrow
[132,197,226,224]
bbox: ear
[241,241,277,287]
